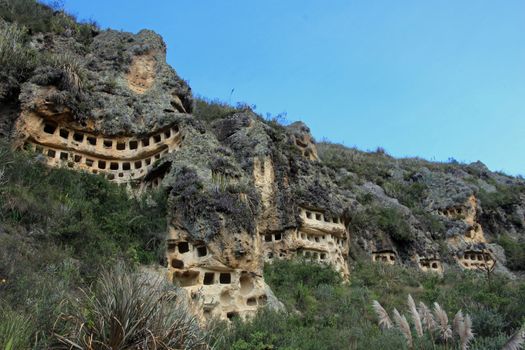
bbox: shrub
[0,0,98,45]
[219,259,525,349]
[45,52,87,95]
[194,97,250,123]
[350,206,414,243]
[478,185,523,211]
[382,180,427,209]
[54,265,210,349]
[0,20,39,78]
[0,143,167,274]
[497,235,525,271]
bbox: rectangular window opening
[178,242,190,253]
[134,161,142,169]
[196,246,207,257]
[129,140,138,150]
[116,142,126,150]
[274,233,282,241]
[59,129,69,139]
[98,160,106,169]
[154,134,162,143]
[103,140,113,148]
[85,159,94,167]
[167,240,177,252]
[164,129,171,138]
[203,272,214,285]
[74,155,82,163]
[43,123,57,134]
[73,133,84,142]
[47,149,56,158]
[219,273,231,284]
[110,162,119,170]
[59,152,68,160]
[142,138,150,147]
[87,136,97,146]
[122,162,131,170]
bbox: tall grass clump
[54,265,211,350]
[373,295,474,349]
[45,52,87,95]
[0,20,38,77]
[0,304,33,350]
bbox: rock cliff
[1,13,524,322]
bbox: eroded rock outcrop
[2,22,525,323]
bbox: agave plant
[54,264,211,350]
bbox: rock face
[2,20,525,322]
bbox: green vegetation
[217,260,525,350]
[382,180,427,209]
[55,265,209,349]
[317,142,395,184]
[0,143,169,348]
[498,234,525,271]
[194,97,253,123]
[478,185,524,212]
[0,0,97,45]
[350,206,414,243]
[0,21,39,78]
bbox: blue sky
[62,0,525,176]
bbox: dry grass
[373,295,475,349]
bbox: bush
[194,97,251,123]
[218,259,525,349]
[497,235,525,271]
[382,180,427,209]
[478,185,523,211]
[350,206,414,243]
[0,0,98,45]
[0,20,39,78]
[44,52,87,95]
[54,265,210,349]
[0,143,167,274]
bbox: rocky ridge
[1,13,525,322]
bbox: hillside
[1,1,525,349]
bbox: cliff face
[2,17,525,322]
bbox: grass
[0,0,97,45]
[55,264,210,350]
[217,259,525,350]
[193,96,253,124]
[0,143,168,348]
[0,20,39,78]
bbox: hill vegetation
[1,1,525,349]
